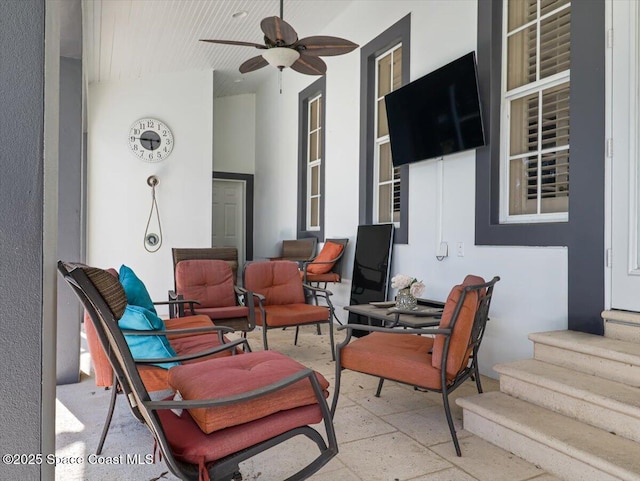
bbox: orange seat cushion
[256,304,330,328]
[141,316,234,392]
[168,350,329,434]
[158,402,322,466]
[340,332,445,389]
[305,242,344,275]
[176,260,237,309]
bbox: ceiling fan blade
[295,36,359,56]
[239,55,269,74]
[290,55,327,76]
[200,39,265,49]
[260,16,298,46]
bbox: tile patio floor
[55,325,560,481]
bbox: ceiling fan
[200,0,358,76]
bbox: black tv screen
[385,51,485,166]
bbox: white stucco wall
[87,70,214,314]
[213,93,256,174]
[251,0,568,376]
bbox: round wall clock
[128,118,174,162]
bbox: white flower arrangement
[391,274,425,298]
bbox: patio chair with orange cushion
[243,260,336,360]
[59,261,338,481]
[80,264,245,455]
[331,274,499,456]
[169,259,256,334]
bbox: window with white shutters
[374,44,402,225]
[502,0,571,221]
[307,94,322,230]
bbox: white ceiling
[82,0,354,97]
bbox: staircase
[457,310,640,481]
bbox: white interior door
[212,179,245,269]
[611,0,640,311]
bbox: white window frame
[306,94,322,231]
[500,0,571,224]
[373,43,402,226]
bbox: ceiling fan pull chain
[279,69,283,94]
[144,176,163,253]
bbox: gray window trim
[359,14,410,244]
[476,0,605,335]
[297,76,326,241]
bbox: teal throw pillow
[118,304,179,369]
[119,265,157,315]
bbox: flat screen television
[348,223,394,336]
[384,51,485,166]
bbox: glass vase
[395,288,417,310]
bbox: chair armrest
[336,324,451,336]
[233,286,257,330]
[303,284,333,296]
[335,323,452,351]
[301,256,342,269]
[166,291,201,317]
[145,367,324,410]
[133,337,251,365]
[155,299,201,306]
[250,291,266,302]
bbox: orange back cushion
[431,284,479,381]
[244,261,305,305]
[306,241,344,274]
[176,260,236,308]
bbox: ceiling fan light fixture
[262,47,300,69]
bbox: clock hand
[133,137,161,143]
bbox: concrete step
[603,310,640,343]
[458,392,640,481]
[495,359,640,443]
[529,330,640,387]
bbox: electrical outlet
[456,241,464,257]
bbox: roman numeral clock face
[128,118,174,162]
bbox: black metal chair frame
[59,261,338,481]
[330,276,499,457]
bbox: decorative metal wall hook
[144,176,163,253]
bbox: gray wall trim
[297,76,326,241]
[0,0,47,478]
[476,0,605,334]
[57,56,83,385]
[212,171,254,260]
[359,13,411,244]
[566,0,605,334]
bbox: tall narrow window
[359,14,410,244]
[374,45,402,225]
[297,77,325,241]
[307,94,322,230]
[502,0,570,222]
